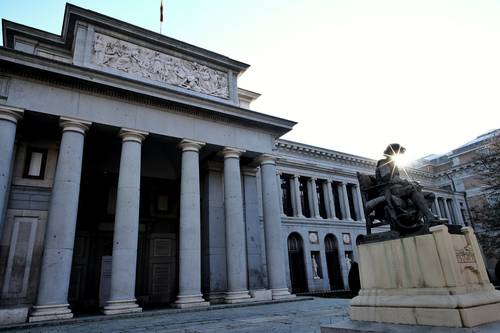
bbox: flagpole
[160,0,164,34]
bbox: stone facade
[0,4,470,325]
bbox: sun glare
[392,153,411,167]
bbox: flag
[160,0,164,23]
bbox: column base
[271,288,295,300]
[173,294,210,309]
[250,289,273,301]
[224,290,253,304]
[205,291,225,304]
[103,299,142,315]
[29,304,73,322]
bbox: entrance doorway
[68,128,181,313]
[287,233,308,293]
[325,234,344,290]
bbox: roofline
[3,3,250,73]
[277,138,377,163]
[276,138,435,178]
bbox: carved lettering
[92,33,229,99]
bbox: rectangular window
[23,148,47,179]
[156,194,169,212]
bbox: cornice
[276,140,376,169]
[275,139,435,181]
[0,48,295,136]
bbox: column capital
[60,117,91,135]
[292,174,301,179]
[309,177,317,182]
[119,128,148,143]
[178,139,205,152]
[220,147,245,159]
[257,154,277,166]
[0,105,23,124]
[326,179,333,184]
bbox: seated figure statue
[358,143,439,235]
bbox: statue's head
[383,143,406,157]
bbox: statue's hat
[384,143,406,156]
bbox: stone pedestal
[350,225,500,328]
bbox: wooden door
[147,233,177,304]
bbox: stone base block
[321,319,500,333]
[205,292,225,304]
[224,290,253,304]
[173,294,210,309]
[0,307,29,325]
[102,299,142,315]
[29,304,73,322]
[250,289,273,301]
[460,301,500,327]
[271,288,296,300]
[351,305,464,327]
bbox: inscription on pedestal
[455,245,476,263]
[92,33,229,99]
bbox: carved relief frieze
[92,33,229,99]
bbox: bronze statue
[358,144,440,236]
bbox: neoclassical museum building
[0,4,470,324]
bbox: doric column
[444,198,452,222]
[354,185,366,222]
[325,180,337,220]
[289,177,298,217]
[221,147,251,303]
[322,181,332,219]
[174,139,209,308]
[452,198,464,225]
[0,106,23,239]
[434,197,442,218]
[339,182,352,220]
[30,117,90,322]
[309,178,321,219]
[258,155,294,299]
[103,129,147,315]
[292,175,304,217]
[276,172,285,217]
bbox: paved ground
[4,298,350,333]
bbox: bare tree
[472,134,500,266]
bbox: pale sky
[1,0,499,160]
